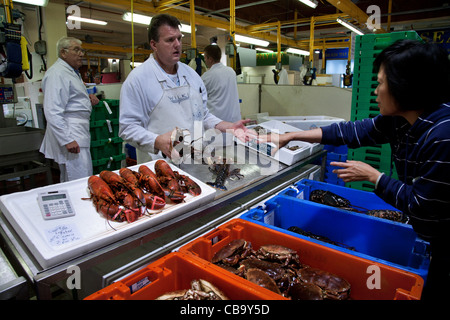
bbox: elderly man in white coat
[40,37,98,182]
[119,14,250,164]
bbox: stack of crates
[323,144,348,186]
[89,99,126,174]
[348,31,423,191]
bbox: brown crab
[238,258,299,296]
[297,266,351,300]
[256,244,301,267]
[245,268,281,295]
[211,239,253,266]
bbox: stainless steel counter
[0,147,326,299]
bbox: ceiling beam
[326,0,386,32]
[82,43,152,55]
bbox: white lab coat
[201,62,242,123]
[119,54,222,158]
[40,58,92,181]
[278,68,289,85]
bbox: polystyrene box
[240,195,430,283]
[236,120,323,165]
[259,115,345,130]
[179,219,424,300]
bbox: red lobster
[85,175,139,223]
[137,165,175,201]
[154,160,202,202]
[120,167,165,211]
[100,170,145,217]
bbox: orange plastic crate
[179,219,424,300]
[84,252,283,300]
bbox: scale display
[37,190,76,220]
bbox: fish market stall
[0,142,326,299]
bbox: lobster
[173,171,202,196]
[154,160,202,203]
[85,175,140,223]
[138,165,168,200]
[120,167,165,211]
[207,161,243,191]
[100,170,146,216]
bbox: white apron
[59,117,92,182]
[136,75,204,164]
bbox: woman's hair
[148,14,181,43]
[203,44,222,62]
[374,39,450,111]
[56,37,81,58]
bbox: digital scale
[37,190,76,220]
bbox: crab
[256,244,301,267]
[245,268,281,295]
[211,239,253,266]
[297,266,351,300]
[238,257,299,296]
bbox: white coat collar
[56,57,80,76]
[149,54,188,87]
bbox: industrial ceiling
[50,1,450,60]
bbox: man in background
[201,44,241,122]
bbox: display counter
[0,145,326,299]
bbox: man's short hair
[203,44,222,62]
[148,14,181,43]
[56,37,81,58]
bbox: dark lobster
[85,175,139,223]
[207,161,243,191]
[120,167,166,211]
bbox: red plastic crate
[84,252,283,300]
[179,219,423,300]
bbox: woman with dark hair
[261,39,450,299]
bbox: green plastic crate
[90,119,119,140]
[355,31,422,47]
[350,108,380,120]
[91,136,123,160]
[92,153,126,174]
[351,100,379,112]
[90,100,120,122]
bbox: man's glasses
[65,47,86,55]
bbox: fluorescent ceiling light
[179,24,193,33]
[13,0,48,6]
[235,35,269,47]
[122,12,192,33]
[122,12,151,25]
[67,16,107,26]
[297,0,318,9]
[256,48,273,53]
[286,48,310,56]
[337,18,364,35]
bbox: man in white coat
[119,14,250,164]
[201,44,242,122]
[40,37,98,182]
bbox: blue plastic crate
[281,179,401,216]
[240,195,430,282]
